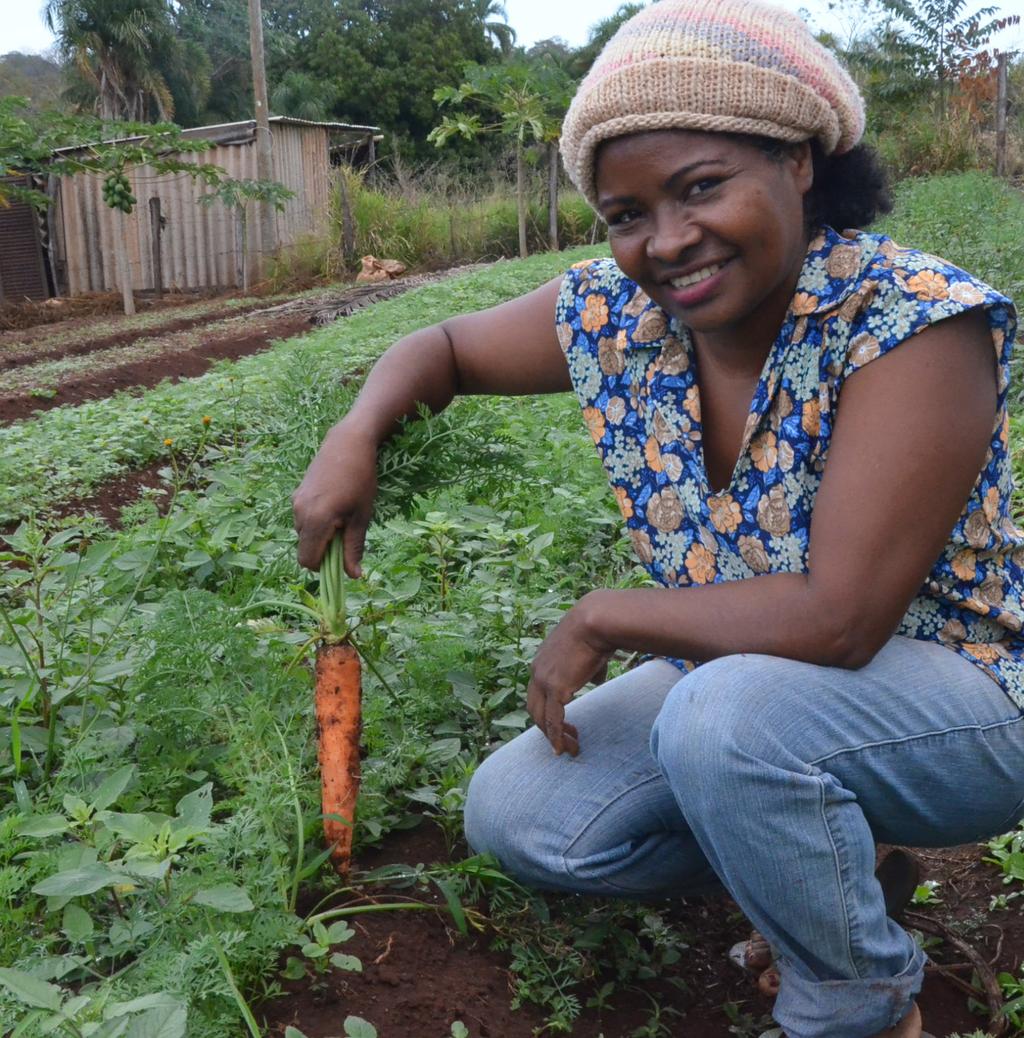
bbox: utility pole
[996,52,1009,179]
[248,0,276,276]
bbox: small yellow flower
[202,415,212,426]
[164,438,174,447]
[141,416,150,424]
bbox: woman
[293,2,1024,1035]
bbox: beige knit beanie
[561,0,865,209]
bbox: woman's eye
[688,178,722,199]
[607,209,640,228]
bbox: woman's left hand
[526,593,613,757]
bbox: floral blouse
[556,226,1024,710]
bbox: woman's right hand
[292,422,379,575]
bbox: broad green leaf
[119,856,171,882]
[192,885,253,913]
[62,904,94,942]
[123,1003,187,1038]
[98,812,161,845]
[325,921,355,944]
[432,877,467,935]
[173,784,212,829]
[281,958,306,981]
[285,1028,311,1038]
[343,1018,377,1038]
[181,550,213,569]
[32,863,125,897]
[329,953,362,972]
[493,709,530,729]
[425,738,462,764]
[90,768,137,813]
[17,814,69,838]
[0,968,63,1011]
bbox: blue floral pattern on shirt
[555,226,1024,709]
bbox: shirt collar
[795,225,883,316]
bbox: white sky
[4,0,1024,61]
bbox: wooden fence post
[235,206,250,292]
[548,141,560,253]
[149,197,163,299]
[996,52,1009,179]
[338,170,356,269]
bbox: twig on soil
[906,910,1008,1037]
[372,935,395,966]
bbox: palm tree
[44,0,178,121]
[473,0,517,57]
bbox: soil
[0,312,311,424]
[0,304,268,368]
[260,823,1024,1038]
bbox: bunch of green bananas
[102,172,137,213]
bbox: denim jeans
[463,636,1024,1038]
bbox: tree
[44,0,182,121]
[270,70,334,121]
[430,59,573,257]
[571,3,646,77]
[167,0,256,126]
[264,0,494,160]
[472,0,517,58]
[878,0,1019,116]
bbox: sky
[4,0,1024,59]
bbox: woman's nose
[645,208,701,263]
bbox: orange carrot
[316,536,361,877]
[315,641,362,877]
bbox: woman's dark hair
[745,134,893,232]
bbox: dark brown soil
[0,313,311,424]
[0,304,270,369]
[52,459,173,526]
[0,289,226,334]
[260,823,1022,1038]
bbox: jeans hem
[772,944,926,1038]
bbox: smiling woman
[292,3,1024,1038]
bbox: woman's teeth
[670,263,723,289]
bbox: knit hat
[560,0,865,209]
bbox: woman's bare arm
[293,277,570,571]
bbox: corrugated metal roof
[53,115,381,155]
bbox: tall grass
[268,163,603,287]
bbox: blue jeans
[464,637,1024,1038]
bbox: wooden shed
[48,116,380,296]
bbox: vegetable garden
[3,172,1024,1038]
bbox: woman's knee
[463,731,566,884]
[650,655,796,798]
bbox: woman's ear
[788,140,815,196]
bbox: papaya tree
[429,60,573,259]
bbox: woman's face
[594,130,814,348]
